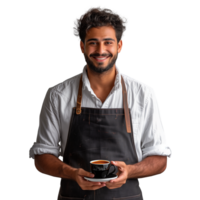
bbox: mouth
[91,56,110,62]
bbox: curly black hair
[74,8,126,43]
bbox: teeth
[95,57,107,60]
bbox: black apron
[58,75,143,200]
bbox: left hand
[105,161,129,189]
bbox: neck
[86,65,116,103]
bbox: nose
[96,42,105,55]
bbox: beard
[84,53,118,74]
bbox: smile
[92,56,110,62]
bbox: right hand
[73,168,106,190]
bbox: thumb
[78,168,94,178]
[111,161,125,171]
[111,161,118,166]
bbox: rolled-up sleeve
[140,89,171,160]
[29,88,61,159]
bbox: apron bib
[58,75,143,200]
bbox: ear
[117,40,123,53]
[77,40,84,54]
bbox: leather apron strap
[76,75,131,133]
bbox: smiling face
[81,26,122,74]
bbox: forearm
[127,155,167,179]
[35,154,76,180]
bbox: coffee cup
[90,159,116,178]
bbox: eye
[89,42,97,45]
[89,42,112,44]
[105,41,112,45]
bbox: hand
[106,161,129,190]
[73,168,106,190]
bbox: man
[30,8,171,200]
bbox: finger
[80,176,102,186]
[110,176,126,184]
[119,167,124,171]
[84,179,105,187]
[111,161,125,167]
[78,168,94,178]
[110,173,124,183]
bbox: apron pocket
[113,193,141,200]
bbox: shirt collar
[82,65,121,93]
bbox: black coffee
[92,160,109,164]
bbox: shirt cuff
[29,142,60,159]
[142,144,174,159]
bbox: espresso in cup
[90,159,116,178]
[92,160,109,164]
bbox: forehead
[85,26,117,41]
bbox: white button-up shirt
[29,66,171,162]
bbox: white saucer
[84,174,118,182]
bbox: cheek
[85,45,96,53]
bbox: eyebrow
[86,38,115,42]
